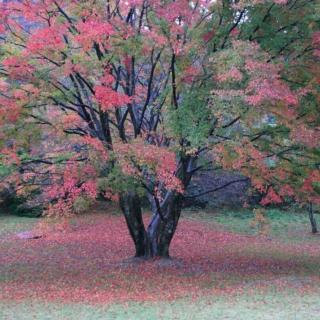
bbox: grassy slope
[185,208,319,241]
[0,208,319,320]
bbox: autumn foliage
[0,0,319,257]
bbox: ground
[0,206,319,319]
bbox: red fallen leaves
[1,213,320,304]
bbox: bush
[0,192,42,218]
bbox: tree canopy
[0,0,319,258]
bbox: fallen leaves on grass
[0,213,319,304]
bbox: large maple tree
[0,0,319,258]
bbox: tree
[0,0,319,258]
[308,203,317,234]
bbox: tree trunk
[308,202,318,234]
[145,193,183,259]
[119,156,195,259]
[119,192,147,257]
[157,194,182,258]
[119,192,183,259]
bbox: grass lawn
[186,207,320,241]
[0,207,319,319]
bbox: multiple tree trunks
[119,155,194,259]
[120,191,183,259]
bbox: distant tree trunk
[308,202,318,234]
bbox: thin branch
[185,178,250,199]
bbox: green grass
[0,214,37,239]
[183,207,318,242]
[1,292,320,320]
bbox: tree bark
[157,195,182,257]
[145,193,183,258]
[119,192,147,257]
[308,202,318,234]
